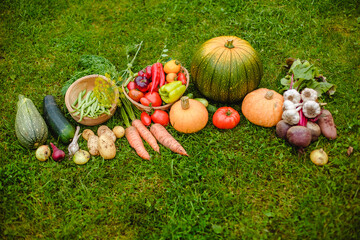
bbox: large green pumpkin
[15,95,48,149]
[191,36,263,103]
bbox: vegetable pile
[275,59,337,155]
[14,37,339,168]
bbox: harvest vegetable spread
[15,37,337,166]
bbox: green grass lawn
[1,0,360,239]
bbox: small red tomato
[128,89,144,102]
[151,110,169,126]
[212,107,240,129]
[127,81,136,91]
[141,112,152,126]
[177,72,187,85]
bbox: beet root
[306,121,321,142]
[276,120,292,139]
[317,109,337,140]
[286,126,312,148]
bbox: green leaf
[291,63,314,80]
[212,224,223,234]
[264,211,274,217]
[280,77,291,86]
[279,58,336,97]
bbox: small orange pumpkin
[169,96,208,133]
[241,88,284,127]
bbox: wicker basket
[122,66,190,112]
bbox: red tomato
[177,72,187,85]
[128,89,144,102]
[141,112,152,126]
[151,110,169,126]
[127,81,136,91]
[140,92,162,107]
[212,107,240,129]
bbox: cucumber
[194,98,209,107]
[43,95,75,144]
[207,104,218,113]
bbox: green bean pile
[71,90,112,121]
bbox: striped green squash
[191,36,263,103]
[15,95,48,149]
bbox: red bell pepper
[177,72,187,85]
[140,92,162,107]
[145,65,152,79]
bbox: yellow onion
[310,149,328,166]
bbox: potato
[87,135,99,156]
[317,109,337,140]
[113,126,125,138]
[98,134,116,159]
[82,129,95,141]
[97,125,111,137]
[101,129,116,142]
[286,126,312,148]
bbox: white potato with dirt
[97,125,111,137]
[113,126,125,138]
[82,129,95,141]
[98,134,116,159]
[87,135,99,156]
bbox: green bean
[79,107,85,122]
[76,95,87,110]
[71,89,86,108]
[89,100,98,117]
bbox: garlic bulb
[282,100,296,111]
[283,89,301,104]
[302,101,321,118]
[68,126,81,157]
[301,88,318,102]
[282,109,300,125]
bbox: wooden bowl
[123,66,190,112]
[65,74,118,126]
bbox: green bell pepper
[159,81,186,103]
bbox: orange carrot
[125,126,150,160]
[132,119,160,153]
[150,123,188,156]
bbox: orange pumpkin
[169,96,208,133]
[241,88,284,127]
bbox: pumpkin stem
[181,96,190,110]
[225,39,235,49]
[265,91,274,100]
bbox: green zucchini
[43,95,75,144]
[15,95,48,149]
